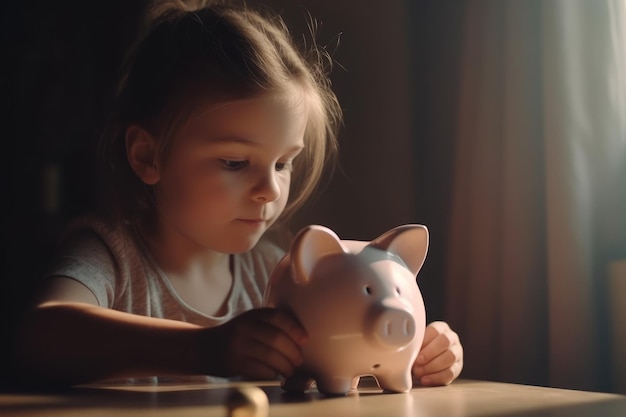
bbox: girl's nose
[252,170,281,203]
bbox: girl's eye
[219,159,249,170]
[275,161,292,172]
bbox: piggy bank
[263,224,428,395]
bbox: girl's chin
[219,235,264,254]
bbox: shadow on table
[3,380,626,417]
[0,379,391,415]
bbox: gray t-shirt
[44,214,286,383]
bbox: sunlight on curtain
[543,0,626,392]
[445,0,626,392]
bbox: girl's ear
[126,125,160,185]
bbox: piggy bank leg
[376,370,413,393]
[315,376,354,395]
[281,370,315,392]
[351,376,361,391]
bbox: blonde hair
[98,0,342,227]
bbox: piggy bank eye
[364,286,373,295]
[395,286,401,295]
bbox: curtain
[444,0,626,392]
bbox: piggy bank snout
[370,303,416,348]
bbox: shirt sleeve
[44,231,118,308]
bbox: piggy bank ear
[369,224,429,277]
[291,225,346,284]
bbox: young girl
[16,1,463,388]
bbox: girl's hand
[205,308,308,380]
[412,321,463,386]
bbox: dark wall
[1,0,146,387]
[405,2,466,323]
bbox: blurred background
[2,0,625,393]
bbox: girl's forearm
[16,302,208,387]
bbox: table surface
[1,378,625,417]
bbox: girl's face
[153,94,308,254]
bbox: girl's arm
[16,278,306,387]
[18,299,204,386]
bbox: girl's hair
[98,0,341,229]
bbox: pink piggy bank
[263,224,429,395]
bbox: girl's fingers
[242,339,298,378]
[412,343,463,377]
[257,308,308,346]
[227,308,308,377]
[416,359,464,386]
[253,320,304,369]
[236,357,281,380]
[410,321,464,386]
[420,321,442,347]
[416,325,460,366]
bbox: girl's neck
[141,221,230,281]
[139,220,234,317]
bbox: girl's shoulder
[56,212,142,264]
[44,213,146,308]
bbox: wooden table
[1,378,625,417]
